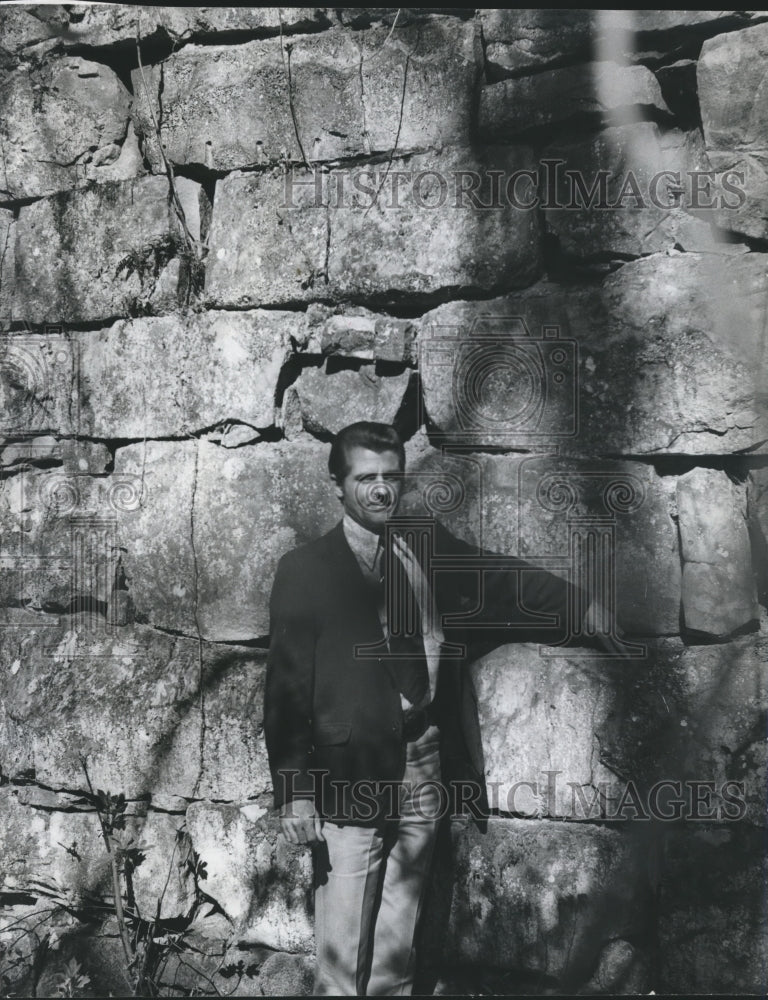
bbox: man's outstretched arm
[264,553,324,843]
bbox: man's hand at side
[279,797,325,845]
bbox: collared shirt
[343,514,445,711]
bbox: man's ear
[331,475,343,503]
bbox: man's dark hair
[328,422,405,481]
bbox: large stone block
[14,176,208,324]
[418,255,768,454]
[402,448,681,635]
[0,786,109,902]
[664,633,768,825]
[206,147,541,308]
[658,824,768,993]
[304,303,418,363]
[479,9,593,80]
[677,469,759,637]
[63,6,332,49]
[445,818,651,989]
[543,124,732,258]
[0,56,135,203]
[0,464,144,612]
[0,208,14,324]
[132,19,478,171]
[470,645,639,818]
[0,6,69,58]
[478,10,760,81]
[114,439,339,640]
[0,612,271,804]
[479,62,668,138]
[186,802,313,952]
[290,367,413,436]
[699,21,768,240]
[77,310,301,438]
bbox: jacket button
[392,723,399,733]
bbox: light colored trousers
[313,727,442,996]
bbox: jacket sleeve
[434,520,582,644]
[263,552,318,810]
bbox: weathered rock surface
[444,818,651,989]
[185,802,313,952]
[659,824,768,993]
[419,255,768,454]
[479,62,669,138]
[478,10,761,80]
[699,21,768,240]
[0,208,14,324]
[677,469,759,636]
[0,786,110,902]
[290,367,412,436]
[0,612,270,804]
[304,303,418,363]
[115,439,339,641]
[78,310,302,438]
[402,448,681,635]
[206,146,541,308]
[132,19,478,171]
[0,55,135,202]
[74,5,331,46]
[14,176,208,324]
[666,633,768,824]
[544,124,732,258]
[471,645,636,818]
[0,332,78,439]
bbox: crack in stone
[189,440,206,799]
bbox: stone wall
[1,6,766,996]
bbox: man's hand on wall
[279,798,325,845]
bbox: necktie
[379,537,430,706]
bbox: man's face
[333,446,403,534]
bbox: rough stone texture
[699,21,768,240]
[0,332,78,440]
[62,6,333,49]
[77,310,302,438]
[304,303,418,363]
[445,818,652,990]
[185,802,313,952]
[206,146,542,308]
[659,824,768,994]
[402,447,681,635]
[419,255,768,454]
[14,176,207,324]
[0,612,271,805]
[290,367,412,436]
[470,645,638,818]
[677,468,759,636]
[544,124,733,258]
[0,786,110,902]
[665,632,768,825]
[479,62,669,138]
[132,19,478,171]
[0,55,136,202]
[0,6,70,58]
[0,207,14,324]
[130,812,196,920]
[114,439,339,640]
[479,9,593,80]
[478,10,761,80]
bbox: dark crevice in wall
[336,9,476,31]
[480,106,677,150]
[58,14,337,75]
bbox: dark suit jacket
[264,519,580,825]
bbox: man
[264,422,619,996]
